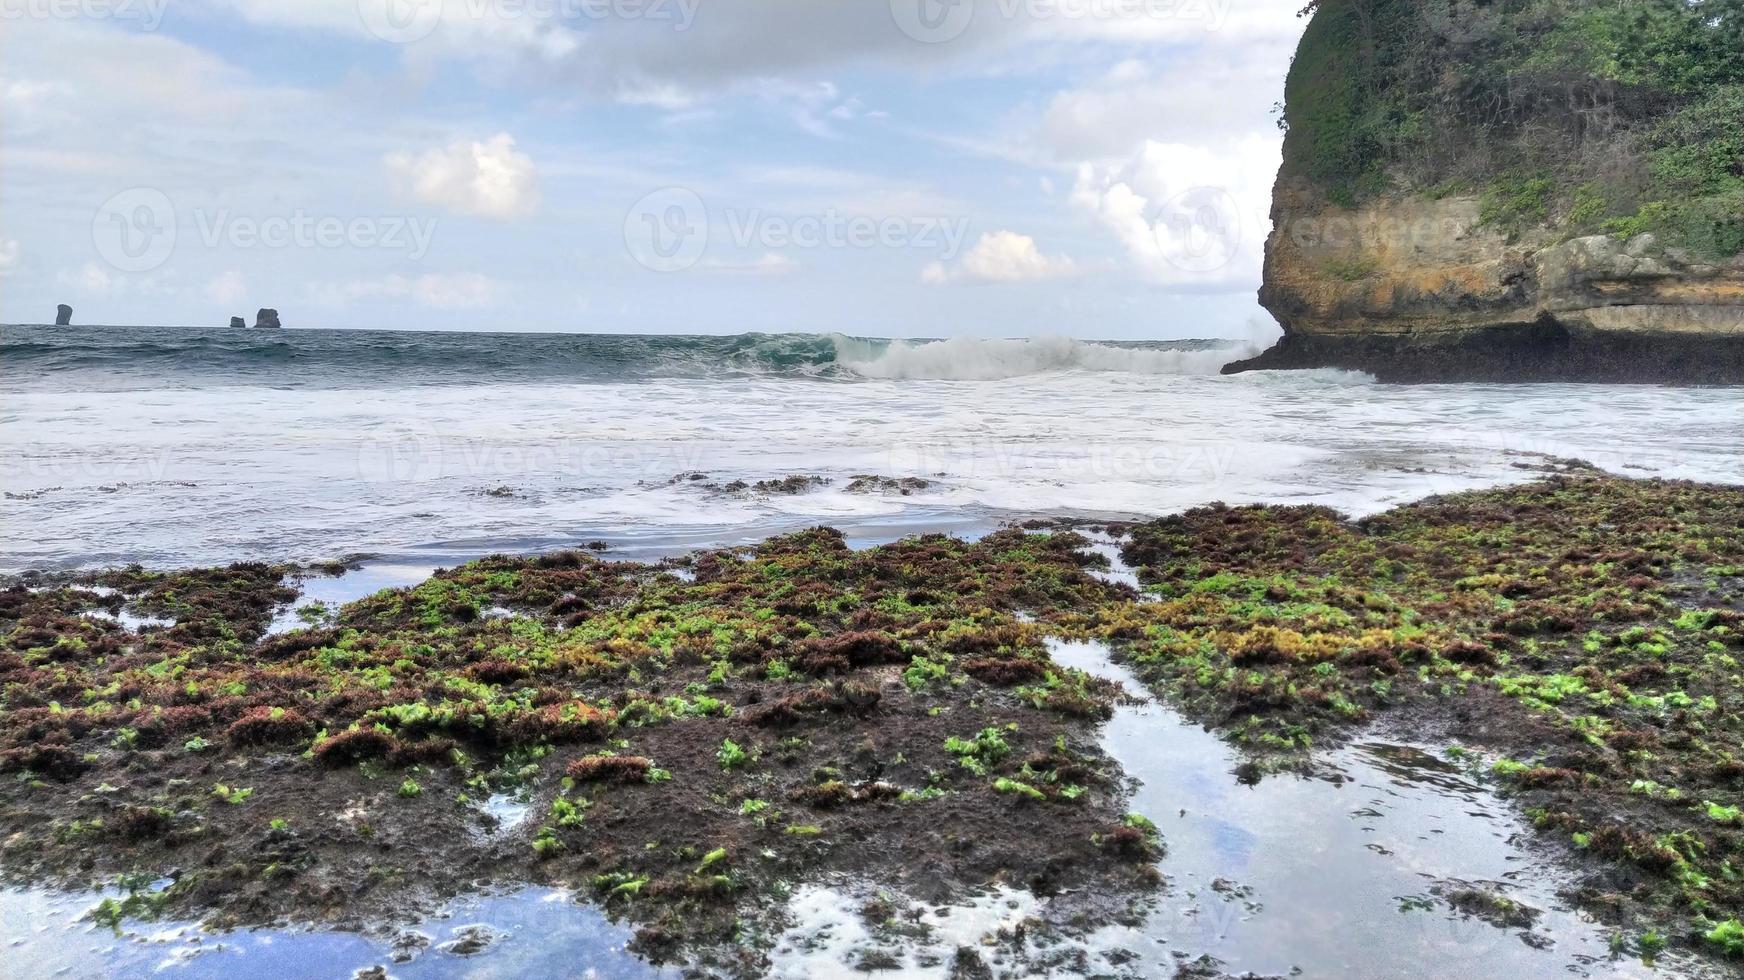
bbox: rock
[436,924,503,957]
[388,930,430,963]
[1234,3,1744,384]
[229,316,246,329]
[845,475,932,496]
[1624,233,1659,258]
[254,308,281,329]
[1237,179,1744,385]
[55,304,72,326]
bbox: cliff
[1229,0,1744,383]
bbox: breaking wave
[0,325,1263,391]
[828,334,1257,381]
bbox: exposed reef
[2,475,1742,971]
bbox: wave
[0,325,1261,390]
[829,334,1257,381]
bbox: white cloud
[1071,135,1278,290]
[205,269,247,305]
[59,263,115,293]
[204,0,588,62]
[698,253,799,276]
[412,272,499,309]
[192,0,1274,108]
[0,240,19,277]
[385,133,541,220]
[314,273,500,310]
[1034,2,1303,43]
[1036,52,1289,162]
[922,231,1077,285]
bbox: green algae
[0,525,1148,966]
[3,473,1741,967]
[1097,474,1744,956]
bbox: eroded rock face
[1229,179,1744,383]
[55,304,72,326]
[229,316,246,329]
[1229,0,1743,384]
[254,308,282,329]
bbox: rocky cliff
[1228,0,1744,383]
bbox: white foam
[769,881,1040,979]
[831,334,1253,381]
[4,367,1741,570]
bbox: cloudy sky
[0,1,1305,338]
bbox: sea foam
[830,333,1255,380]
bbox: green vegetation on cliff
[1286,0,1744,257]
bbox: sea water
[3,325,1739,573]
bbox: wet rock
[854,948,903,971]
[229,316,246,328]
[437,924,504,957]
[388,930,430,963]
[752,475,829,494]
[1442,885,1541,930]
[949,946,993,980]
[55,304,72,326]
[254,308,281,329]
[846,475,933,496]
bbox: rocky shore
[2,474,1741,973]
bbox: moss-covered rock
[1236,0,1744,382]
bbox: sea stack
[55,304,72,326]
[1227,0,1744,384]
[229,316,246,329]
[254,308,282,329]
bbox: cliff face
[1229,0,1744,383]
[1234,179,1744,381]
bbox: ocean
[3,323,1740,573]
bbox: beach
[3,326,1742,978]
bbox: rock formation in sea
[254,308,282,329]
[1228,0,1744,383]
[55,304,72,326]
[229,316,246,329]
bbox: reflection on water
[0,885,666,980]
[1053,636,1708,979]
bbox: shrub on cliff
[1286,0,1744,256]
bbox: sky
[0,1,1307,339]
